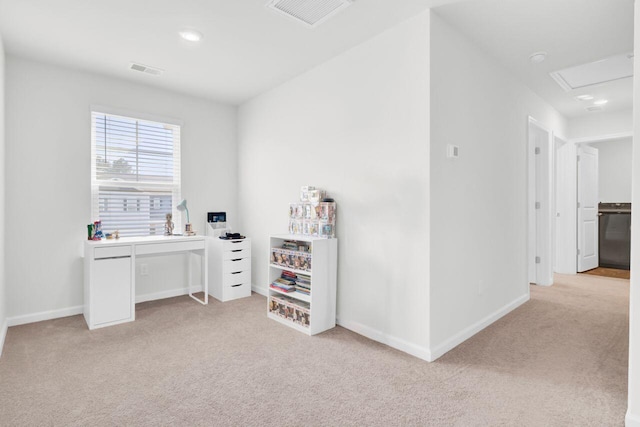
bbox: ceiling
[0,0,633,115]
[433,0,634,119]
[0,0,453,105]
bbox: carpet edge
[0,318,7,358]
[430,292,530,361]
[627,409,640,427]
[252,285,268,297]
[7,305,83,327]
[336,317,432,362]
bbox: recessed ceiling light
[179,29,203,42]
[593,99,609,106]
[575,94,594,101]
[529,51,547,64]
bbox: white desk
[84,235,208,330]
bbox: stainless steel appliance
[598,202,631,270]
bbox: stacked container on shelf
[287,186,337,239]
[288,201,336,238]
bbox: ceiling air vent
[266,0,352,28]
[549,52,633,92]
[585,105,603,112]
[129,62,164,76]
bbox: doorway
[554,133,633,278]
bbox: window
[91,109,181,237]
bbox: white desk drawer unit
[207,237,252,302]
[223,257,251,273]
[222,247,250,260]
[94,245,131,259]
[136,240,203,256]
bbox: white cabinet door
[577,145,599,272]
[92,257,132,325]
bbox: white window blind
[91,111,181,237]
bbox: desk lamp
[176,199,192,234]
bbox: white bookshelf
[267,234,337,335]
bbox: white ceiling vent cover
[266,0,352,28]
[585,105,604,112]
[550,52,633,92]
[129,62,164,76]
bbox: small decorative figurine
[164,213,175,236]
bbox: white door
[577,145,599,272]
[555,138,577,274]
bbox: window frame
[90,106,183,237]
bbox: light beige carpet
[0,273,629,426]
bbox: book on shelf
[272,280,296,290]
[273,277,295,286]
[270,284,295,293]
[281,271,297,280]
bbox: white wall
[588,137,632,203]
[0,34,7,354]
[238,11,431,359]
[5,56,237,323]
[568,109,632,141]
[429,13,568,358]
[627,3,640,425]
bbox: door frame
[528,116,554,286]
[572,132,632,145]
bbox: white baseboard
[0,318,8,358]
[7,305,84,327]
[337,317,432,362]
[135,286,204,304]
[252,284,268,297]
[627,410,640,427]
[429,293,530,361]
[7,287,205,327]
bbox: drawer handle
[231,283,243,287]
[231,271,242,274]
[231,258,242,261]
[231,249,242,252]
[232,241,242,244]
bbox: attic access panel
[550,52,633,91]
[266,0,352,28]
